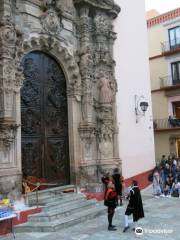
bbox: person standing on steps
[101,172,110,192]
[112,168,123,206]
[123,180,144,232]
[104,181,118,231]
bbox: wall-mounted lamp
[135,95,149,123]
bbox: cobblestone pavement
[1,188,180,240]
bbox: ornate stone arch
[16,35,82,101]
[15,35,82,184]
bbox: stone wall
[0,0,121,193]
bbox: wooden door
[21,51,70,184]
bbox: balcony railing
[159,75,180,88]
[153,118,180,130]
[161,38,180,54]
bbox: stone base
[0,173,22,195]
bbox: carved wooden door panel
[21,51,70,184]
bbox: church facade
[0,0,121,193]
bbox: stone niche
[0,0,121,194]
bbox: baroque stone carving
[43,0,56,7]
[74,0,120,18]
[0,18,16,47]
[99,73,112,104]
[3,62,14,87]
[0,0,121,193]
[98,122,114,142]
[0,120,19,151]
[56,0,74,14]
[79,122,96,155]
[41,10,62,35]
[42,0,74,15]
[20,36,82,101]
[94,14,112,36]
[79,47,94,79]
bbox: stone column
[0,0,23,194]
[74,0,121,186]
[77,5,98,183]
[79,6,93,123]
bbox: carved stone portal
[0,0,121,193]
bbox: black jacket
[127,186,144,221]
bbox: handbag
[171,191,179,198]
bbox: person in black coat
[123,180,144,232]
[112,168,123,206]
[101,172,110,191]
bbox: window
[172,101,180,118]
[171,61,180,84]
[168,26,180,49]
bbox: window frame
[171,61,180,84]
[168,26,180,49]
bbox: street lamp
[135,95,149,123]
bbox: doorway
[21,51,70,184]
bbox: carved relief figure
[0,21,16,46]
[41,10,61,35]
[94,14,112,36]
[99,74,112,104]
[79,47,93,78]
[98,122,114,159]
[100,123,113,142]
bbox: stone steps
[27,185,75,199]
[28,199,97,222]
[15,186,106,233]
[27,185,76,206]
[43,196,86,212]
[28,192,83,206]
[15,204,105,232]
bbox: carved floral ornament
[0,121,19,151]
[79,123,96,143]
[98,122,114,142]
[17,36,82,101]
[94,14,112,36]
[0,21,16,46]
[40,10,62,35]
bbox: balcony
[161,38,180,55]
[160,75,180,89]
[153,118,180,132]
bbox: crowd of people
[101,168,144,232]
[152,154,180,198]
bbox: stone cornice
[73,0,120,18]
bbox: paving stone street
[1,187,180,240]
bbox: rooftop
[147,7,180,28]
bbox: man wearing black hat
[123,180,144,232]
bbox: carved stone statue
[99,74,112,104]
[94,14,112,36]
[79,46,93,78]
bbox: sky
[145,0,180,14]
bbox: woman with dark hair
[104,181,117,231]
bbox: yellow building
[148,8,180,161]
